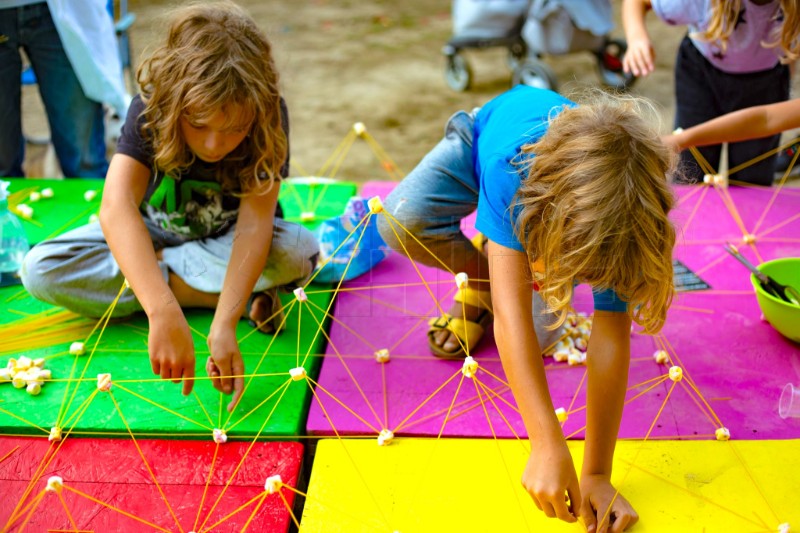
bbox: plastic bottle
[0,181,30,287]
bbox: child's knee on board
[19,245,59,302]
[376,198,436,254]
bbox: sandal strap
[428,315,487,348]
[453,286,493,314]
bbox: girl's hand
[206,323,244,412]
[579,475,639,533]
[522,440,581,524]
[148,306,195,396]
[622,37,655,77]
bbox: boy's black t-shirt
[116,95,288,240]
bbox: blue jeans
[0,2,108,178]
[376,109,564,350]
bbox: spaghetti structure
[1,126,798,532]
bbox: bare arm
[579,310,639,533]
[207,183,280,412]
[582,311,630,478]
[621,0,655,76]
[664,99,800,151]
[100,153,195,395]
[487,240,580,524]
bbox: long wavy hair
[514,90,676,334]
[698,0,799,63]
[136,1,286,194]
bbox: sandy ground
[19,1,799,182]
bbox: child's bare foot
[245,289,283,335]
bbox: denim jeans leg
[0,7,26,177]
[22,3,108,178]
[377,110,482,275]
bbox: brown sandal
[427,286,493,360]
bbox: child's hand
[622,38,655,77]
[579,475,639,533]
[148,309,195,396]
[206,325,244,413]
[660,134,682,153]
[522,441,581,524]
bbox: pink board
[306,182,800,440]
[0,437,303,532]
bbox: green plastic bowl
[751,258,800,343]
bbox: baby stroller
[443,0,636,92]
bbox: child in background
[21,2,319,412]
[622,0,799,186]
[377,85,675,532]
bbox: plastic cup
[778,383,800,419]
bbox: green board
[6,176,358,243]
[5,178,103,245]
[1,177,358,440]
[0,287,332,440]
[278,176,357,229]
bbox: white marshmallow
[653,350,669,365]
[715,427,731,441]
[97,373,112,391]
[16,203,33,219]
[293,287,308,302]
[377,429,394,446]
[289,367,306,381]
[461,356,478,378]
[41,187,54,198]
[367,196,383,214]
[553,350,569,363]
[555,407,568,423]
[374,349,390,363]
[668,366,683,382]
[212,428,228,444]
[454,272,469,289]
[264,474,282,494]
[83,189,98,202]
[46,476,63,493]
[69,342,85,356]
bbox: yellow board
[301,438,798,532]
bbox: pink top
[652,0,784,73]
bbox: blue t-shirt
[473,86,626,312]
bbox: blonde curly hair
[514,90,676,334]
[136,1,286,194]
[699,0,799,63]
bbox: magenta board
[306,182,800,441]
[0,437,303,532]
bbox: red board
[0,437,303,532]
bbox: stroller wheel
[445,52,472,92]
[596,38,637,91]
[512,59,558,92]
